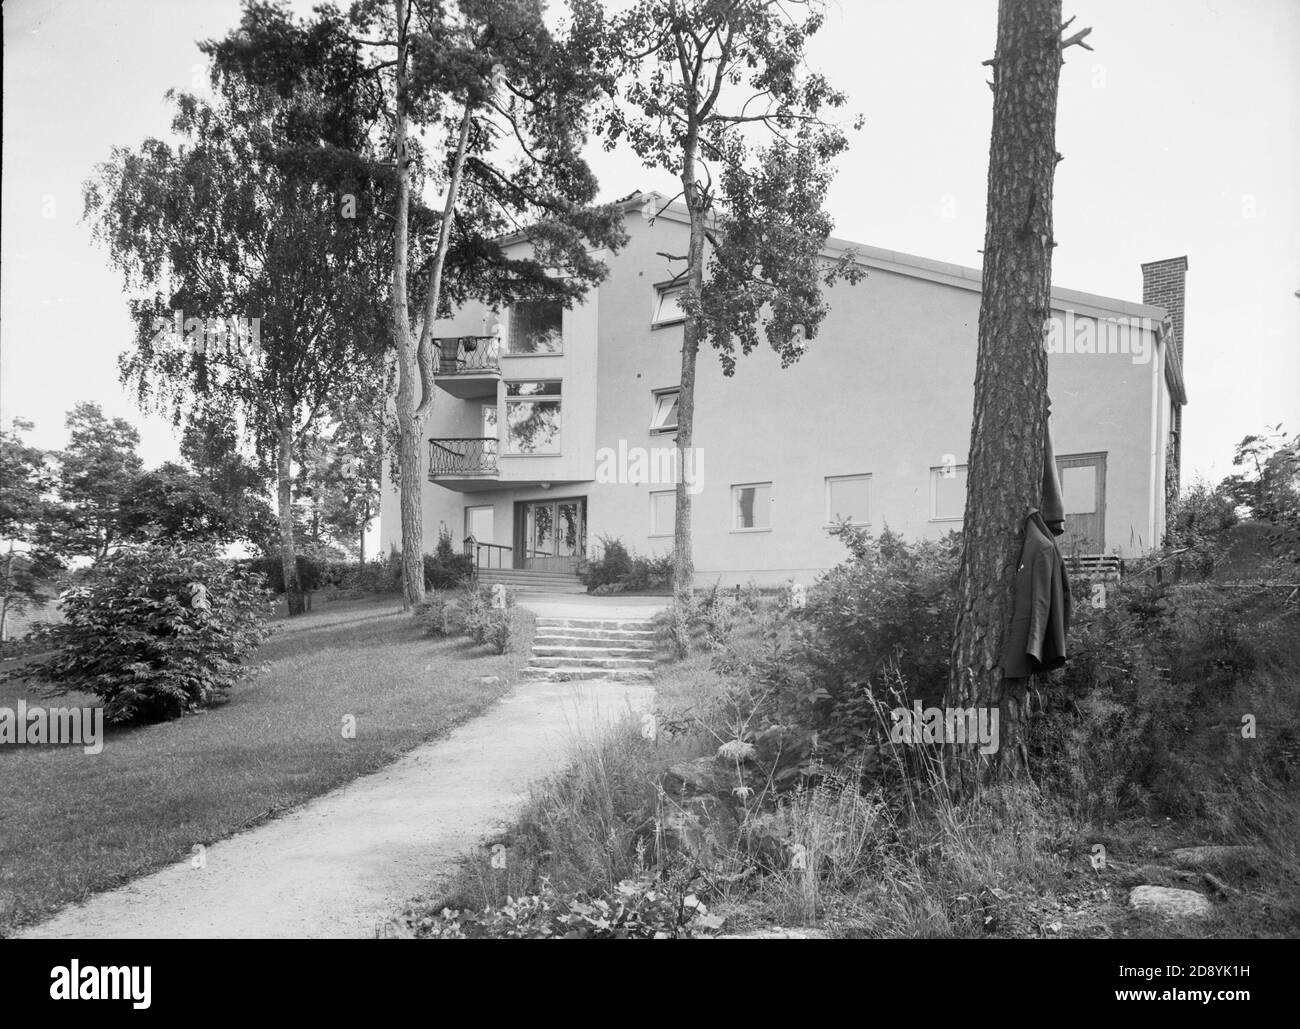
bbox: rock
[1128,885,1212,920]
[1169,845,1261,871]
[662,756,734,795]
[478,676,502,686]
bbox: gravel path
[17,679,653,939]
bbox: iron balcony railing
[428,437,499,479]
[436,335,501,375]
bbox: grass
[0,597,534,935]
[411,581,1300,939]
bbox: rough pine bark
[947,0,1068,784]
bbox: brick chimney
[1142,256,1189,527]
[1141,256,1188,365]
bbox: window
[482,403,497,438]
[504,381,561,455]
[507,299,563,354]
[650,490,675,536]
[930,463,968,521]
[653,284,686,326]
[1060,465,1097,514]
[826,474,871,526]
[732,482,772,531]
[650,388,679,434]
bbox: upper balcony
[434,335,500,399]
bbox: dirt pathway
[17,679,652,939]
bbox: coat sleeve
[1024,548,1053,668]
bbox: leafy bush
[21,543,276,724]
[424,527,473,590]
[1032,573,1298,821]
[414,582,516,654]
[1164,478,1239,577]
[581,535,633,590]
[581,535,670,592]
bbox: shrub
[581,536,671,593]
[424,527,473,590]
[21,543,277,724]
[581,535,633,590]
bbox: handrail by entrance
[463,535,512,573]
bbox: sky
[3,0,1298,497]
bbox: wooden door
[1056,452,1106,555]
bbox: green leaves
[19,543,277,724]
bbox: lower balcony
[428,437,499,491]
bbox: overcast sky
[3,0,1297,489]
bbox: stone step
[534,618,657,631]
[525,652,655,665]
[532,637,656,652]
[519,666,655,683]
[528,654,657,669]
[486,583,587,594]
[530,626,655,634]
[478,571,579,579]
[527,631,655,647]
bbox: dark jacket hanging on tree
[1000,406,1071,677]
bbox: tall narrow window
[650,490,675,536]
[650,388,679,434]
[732,482,772,531]
[504,381,561,454]
[930,464,968,521]
[507,299,563,354]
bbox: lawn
[0,596,533,935]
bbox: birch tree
[594,0,862,628]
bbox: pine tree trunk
[946,0,1065,786]
[276,422,305,616]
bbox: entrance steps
[520,615,660,683]
[477,567,586,595]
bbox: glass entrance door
[521,498,586,571]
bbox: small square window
[650,389,679,434]
[931,464,968,521]
[650,490,675,536]
[826,474,871,525]
[653,285,686,326]
[732,482,772,531]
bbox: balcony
[434,336,500,399]
[429,437,499,491]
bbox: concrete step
[533,628,656,643]
[488,583,587,595]
[519,666,655,683]
[525,652,655,665]
[532,636,656,651]
[534,618,656,632]
[527,656,657,672]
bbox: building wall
[381,209,1173,584]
